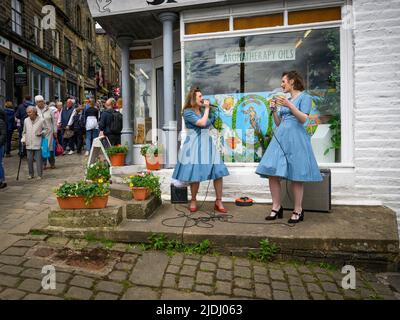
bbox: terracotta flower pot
[110,153,126,167]
[145,155,161,171]
[57,194,109,209]
[132,187,150,201]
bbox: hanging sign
[14,61,28,86]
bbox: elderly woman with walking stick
[21,106,47,180]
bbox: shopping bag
[41,137,50,159]
[55,138,64,156]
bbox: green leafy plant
[106,145,128,157]
[142,233,212,255]
[324,114,341,156]
[140,144,160,157]
[86,161,111,183]
[126,172,161,199]
[54,181,110,205]
[249,239,279,262]
[319,262,339,272]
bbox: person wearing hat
[35,95,57,169]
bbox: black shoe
[0,183,7,189]
[266,206,284,221]
[288,210,305,224]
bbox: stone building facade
[0,0,120,105]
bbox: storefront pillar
[159,12,178,168]
[118,36,134,165]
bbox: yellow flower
[98,178,104,184]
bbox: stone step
[41,204,400,272]
[48,206,123,228]
[110,183,132,201]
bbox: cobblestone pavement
[0,151,400,300]
[0,152,86,233]
[0,235,399,300]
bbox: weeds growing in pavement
[30,230,48,236]
[141,233,212,256]
[318,262,339,272]
[248,239,279,262]
[83,233,115,249]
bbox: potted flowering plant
[140,144,162,171]
[106,145,128,167]
[126,172,161,201]
[86,161,111,184]
[54,181,110,209]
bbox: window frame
[180,1,354,167]
[77,47,83,72]
[52,30,60,59]
[64,37,72,66]
[11,0,23,36]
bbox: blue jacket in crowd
[15,100,33,125]
[4,108,16,132]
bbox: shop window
[184,28,341,163]
[11,0,23,36]
[234,14,284,30]
[54,79,61,101]
[185,19,230,35]
[130,62,153,145]
[288,7,341,25]
[67,82,77,99]
[31,70,49,101]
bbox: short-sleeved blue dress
[172,109,230,183]
[256,92,322,182]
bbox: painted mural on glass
[203,91,321,163]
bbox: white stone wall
[353,0,400,226]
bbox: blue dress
[256,92,322,182]
[172,109,229,183]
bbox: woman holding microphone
[172,87,229,213]
[256,71,322,223]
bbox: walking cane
[16,153,22,181]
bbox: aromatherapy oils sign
[216,45,296,65]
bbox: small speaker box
[280,169,331,212]
[171,185,189,204]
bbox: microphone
[202,100,219,108]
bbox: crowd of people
[0,95,123,189]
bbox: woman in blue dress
[256,71,322,224]
[172,87,230,213]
